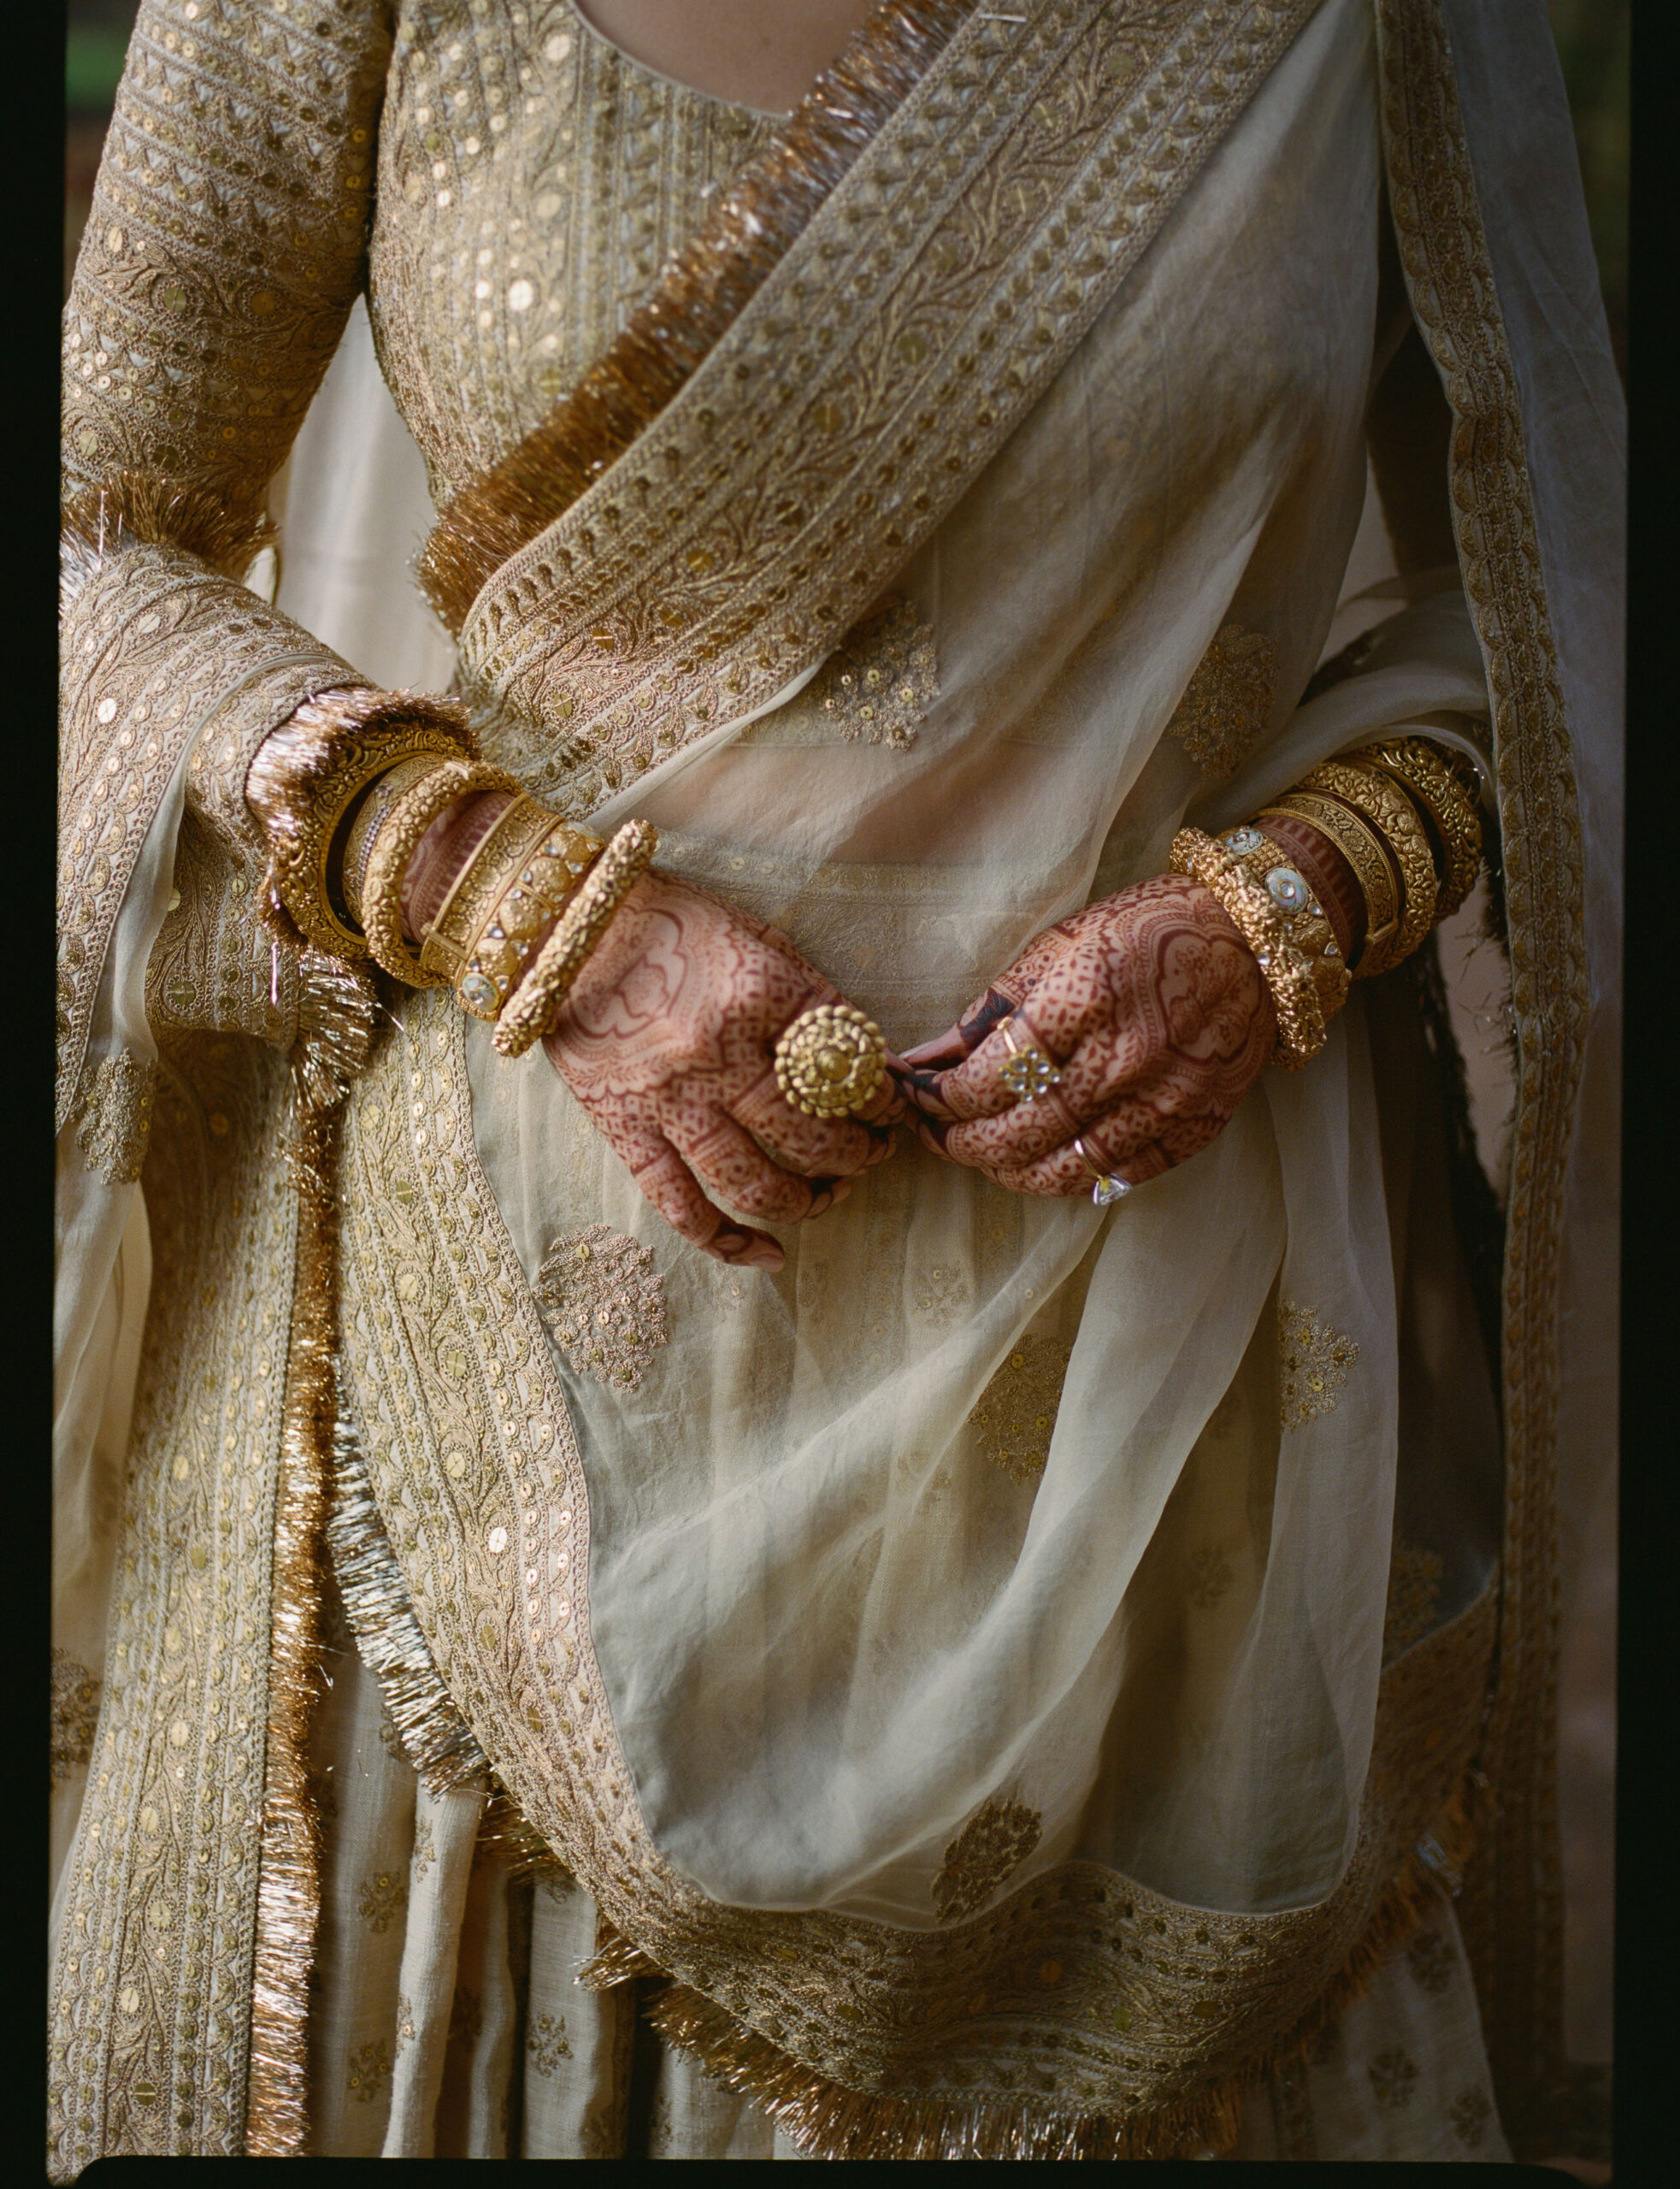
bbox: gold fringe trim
[292,949,380,1112]
[575,1916,664,1992]
[639,1776,1494,2162]
[60,469,274,599]
[326,1415,489,1797]
[417,0,978,633]
[244,1094,339,2156]
[475,1775,570,1880]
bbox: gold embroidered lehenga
[53,0,1619,2168]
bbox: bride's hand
[894,876,1273,1196]
[542,870,901,1268]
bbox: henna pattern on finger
[918,876,1273,1191]
[540,870,896,1256]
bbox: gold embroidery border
[1374,0,1590,2147]
[457,0,1322,810]
[339,997,1499,2151]
[48,1045,300,2175]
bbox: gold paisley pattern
[931,1798,1044,1924]
[966,1336,1074,1485]
[48,1036,299,2175]
[1164,623,1277,779]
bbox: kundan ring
[998,1016,1062,1101]
[774,1003,887,1119]
[1075,1136,1133,1208]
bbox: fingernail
[828,1177,853,1204]
[742,1240,785,1271]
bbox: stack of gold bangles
[250,696,661,1054]
[1170,734,1483,1067]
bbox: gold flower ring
[998,1015,1063,1101]
[773,1004,887,1119]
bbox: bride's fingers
[614,1119,786,1269]
[899,985,1021,1071]
[989,1124,1176,1200]
[731,1064,896,1175]
[907,1002,1072,1125]
[667,1106,852,1227]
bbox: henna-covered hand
[541,870,901,1269]
[896,876,1273,1196]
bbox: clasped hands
[542,869,1276,1271]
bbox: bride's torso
[367,2,782,510]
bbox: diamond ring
[1074,1136,1132,1208]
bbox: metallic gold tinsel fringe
[60,468,275,596]
[244,1096,339,2157]
[575,1916,664,1991]
[639,1775,1494,2162]
[475,1776,570,1880]
[417,0,979,632]
[326,1415,489,1797]
[293,950,380,1112]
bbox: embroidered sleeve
[57,2,412,1124]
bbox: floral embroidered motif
[74,1049,157,1186]
[410,1813,435,1885]
[1450,2086,1493,2148]
[357,1869,410,1935]
[1187,1547,1235,1610]
[534,1228,669,1393]
[1384,1537,1446,1664]
[1404,1923,1456,1997]
[932,1796,1043,1923]
[50,1649,102,1785]
[1278,1300,1359,1427]
[395,1997,416,2061]
[1165,624,1276,779]
[914,1263,972,1329]
[345,2039,392,2104]
[527,2010,575,2078]
[1368,2047,1422,2111]
[811,598,940,750]
[967,1336,1073,1485]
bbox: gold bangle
[1297,760,1438,978]
[1169,828,1324,1069]
[1259,793,1400,975]
[243,690,474,957]
[343,752,463,930]
[1214,823,1352,1029]
[492,821,660,1059]
[1359,736,1483,919]
[359,758,522,988]
[453,817,606,1020]
[416,794,544,982]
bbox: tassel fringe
[292,951,380,1112]
[61,469,274,599]
[326,1416,489,1797]
[417,0,979,631]
[244,1099,339,2156]
[637,1774,1494,2162]
[475,1776,571,1880]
